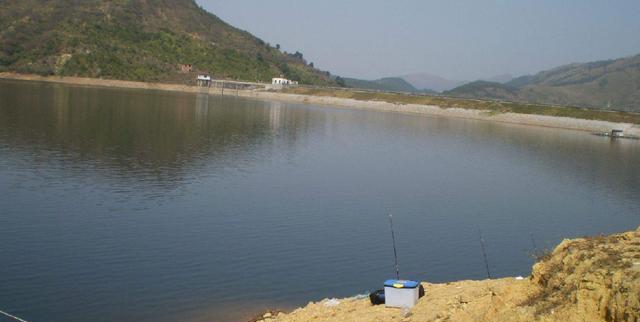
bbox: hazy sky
[197,0,640,81]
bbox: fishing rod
[0,309,30,322]
[530,232,538,254]
[479,231,492,279]
[389,214,400,280]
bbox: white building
[197,75,211,82]
[272,77,298,85]
[197,75,211,87]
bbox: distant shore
[2,72,639,136]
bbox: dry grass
[521,233,637,317]
[282,87,640,124]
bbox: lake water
[0,79,639,322]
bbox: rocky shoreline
[1,73,639,137]
[252,227,640,322]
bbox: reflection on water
[0,79,639,322]
[0,81,321,204]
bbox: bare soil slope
[256,227,640,322]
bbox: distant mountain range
[399,73,467,92]
[444,55,640,112]
[481,73,514,84]
[345,73,515,94]
[1,0,637,111]
[343,77,418,93]
[347,55,640,112]
[342,77,438,94]
[0,0,335,85]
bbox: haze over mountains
[400,73,466,92]
[344,55,640,112]
[346,72,516,93]
[0,0,638,112]
[342,77,420,93]
[444,54,640,112]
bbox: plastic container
[383,279,420,308]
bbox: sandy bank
[0,72,209,94]
[255,227,640,322]
[254,90,640,136]
[2,73,639,136]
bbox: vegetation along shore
[2,72,639,137]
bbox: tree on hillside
[292,51,304,60]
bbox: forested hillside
[0,0,336,85]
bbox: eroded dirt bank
[254,227,640,322]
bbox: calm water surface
[0,79,639,322]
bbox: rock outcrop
[263,227,640,322]
[528,227,640,321]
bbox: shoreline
[254,227,640,322]
[2,73,639,136]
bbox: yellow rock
[270,227,640,322]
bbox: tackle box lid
[384,279,420,289]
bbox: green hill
[444,55,640,112]
[443,80,520,101]
[0,0,335,86]
[343,77,419,93]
